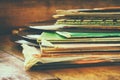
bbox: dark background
[0,0,119,34]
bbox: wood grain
[0,35,60,80]
[48,66,120,80]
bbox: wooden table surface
[0,35,120,80]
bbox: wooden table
[0,35,120,80]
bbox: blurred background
[0,0,119,34]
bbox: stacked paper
[13,7,120,70]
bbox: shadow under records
[30,61,120,71]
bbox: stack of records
[12,7,120,70]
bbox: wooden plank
[47,65,120,80]
[0,35,60,80]
[0,50,59,80]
